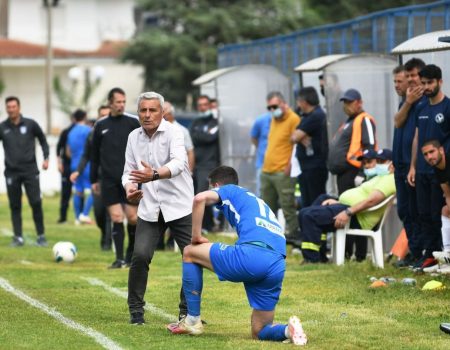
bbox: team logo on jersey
[20,126,27,134]
[219,243,229,251]
[435,113,445,124]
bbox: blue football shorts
[209,242,286,311]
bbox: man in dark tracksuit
[189,95,220,232]
[0,96,49,247]
[56,119,75,223]
[91,88,140,268]
[327,89,377,261]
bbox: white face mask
[272,108,283,119]
[364,167,377,179]
[199,109,212,117]
[376,162,391,176]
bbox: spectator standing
[164,101,195,173]
[250,111,272,196]
[260,91,300,239]
[327,88,377,261]
[407,64,450,270]
[189,95,220,233]
[67,109,93,225]
[123,91,193,325]
[392,59,426,267]
[91,87,140,268]
[56,115,75,224]
[291,86,329,207]
[0,96,49,247]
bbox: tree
[302,0,437,25]
[122,0,305,106]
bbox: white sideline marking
[1,228,13,237]
[82,277,178,322]
[20,260,34,265]
[0,277,124,350]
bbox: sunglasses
[267,105,279,111]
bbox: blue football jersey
[213,184,286,256]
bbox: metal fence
[218,0,450,90]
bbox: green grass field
[0,194,450,349]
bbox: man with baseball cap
[298,148,395,264]
[327,88,378,260]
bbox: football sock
[73,193,83,219]
[182,262,203,317]
[112,222,125,260]
[185,315,200,325]
[442,216,450,252]
[82,193,94,216]
[258,324,288,341]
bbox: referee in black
[0,96,49,247]
[91,88,140,268]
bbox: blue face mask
[364,167,377,179]
[272,108,283,119]
[376,162,391,176]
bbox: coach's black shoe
[108,260,126,269]
[10,236,24,247]
[130,312,145,325]
[36,235,48,247]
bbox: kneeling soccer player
[167,165,307,345]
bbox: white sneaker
[437,263,450,274]
[423,263,440,273]
[78,214,92,224]
[432,251,450,264]
[288,316,307,346]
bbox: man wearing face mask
[189,95,220,233]
[298,149,395,264]
[291,86,328,208]
[260,91,301,239]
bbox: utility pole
[44,0,58,134]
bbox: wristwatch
[152,169,160,181]
[345,208,353,217]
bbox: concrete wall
[8,0,136,51]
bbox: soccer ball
[52,241,77,263]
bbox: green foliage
[0,194,450,349]
[303,0,438,25]
[123,0,305,105]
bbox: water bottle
[306,144,314,156]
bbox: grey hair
[164,101,175,115]
[266,91,285,102]
[136,91,165,110]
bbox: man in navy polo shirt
[291,86,328,208]
[407,64,450,270]
[392,58,426,267]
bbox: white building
[0,0,144,193]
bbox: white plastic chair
[332,195,395,268]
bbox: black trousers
[59,162,72,221]
[415,173,444,257]
[5,172,44,237]
[336,167,367,260]
[298,167,328,208]
[93,192,112,248]
[128,213,192,315]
